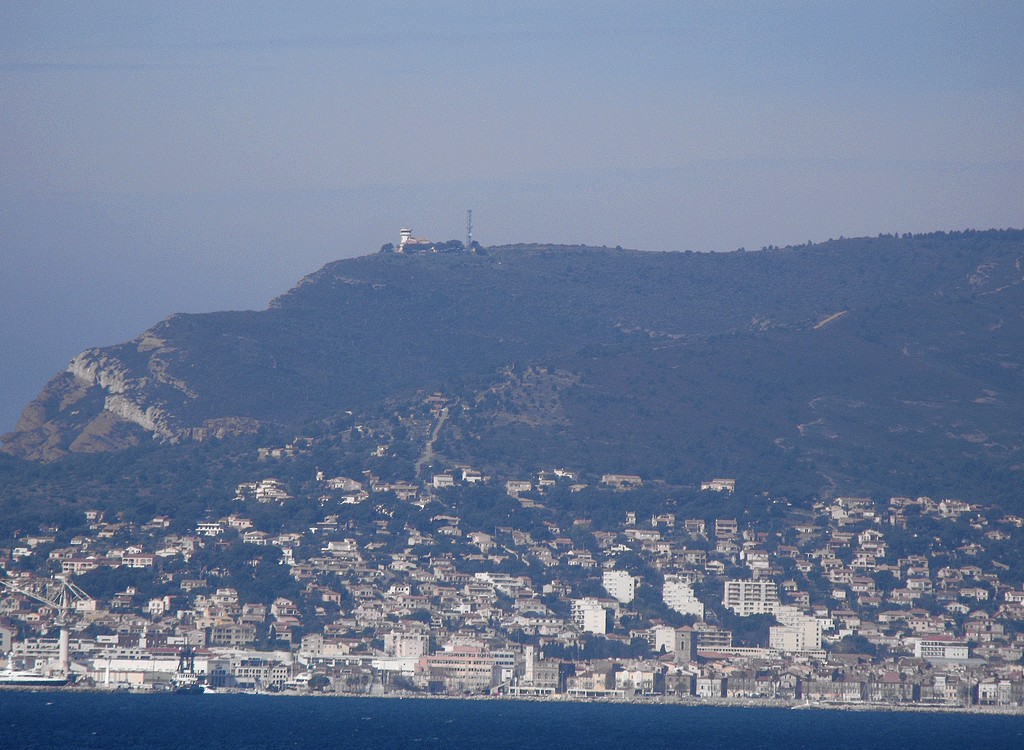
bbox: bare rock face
[1,328,260,461]
[67,410,147,454]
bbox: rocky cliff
[4,323,266,460]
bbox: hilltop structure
[397,228,431,253]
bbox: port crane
[0,574,94,676]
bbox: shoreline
[5,684,1023,717]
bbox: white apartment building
[572,598,610,635]
[603,570,637,605]
[769,607,824,653]
[723,579,780,616]
[914,636,970,661]
[663,574,705,619]
[384,631,430,659]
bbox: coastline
[5,683,1023,717]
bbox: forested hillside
[3,229,1023,517]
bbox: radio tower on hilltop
[466,209,473,251]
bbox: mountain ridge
[4,229,1024,505]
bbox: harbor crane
[0,574,94,676]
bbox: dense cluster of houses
[3,446,1024,708]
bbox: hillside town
[3,423,1024,709]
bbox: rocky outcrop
[1,329,260,461]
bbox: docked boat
[173,681,205,695]
[171,645,205,694]
[0,668,70,687]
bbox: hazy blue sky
[2,2,1023,432]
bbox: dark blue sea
[3,692,1024,750]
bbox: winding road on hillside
[416,406,449,478]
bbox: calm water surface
[2,692,1024,750]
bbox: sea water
[2,692,1024,750]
